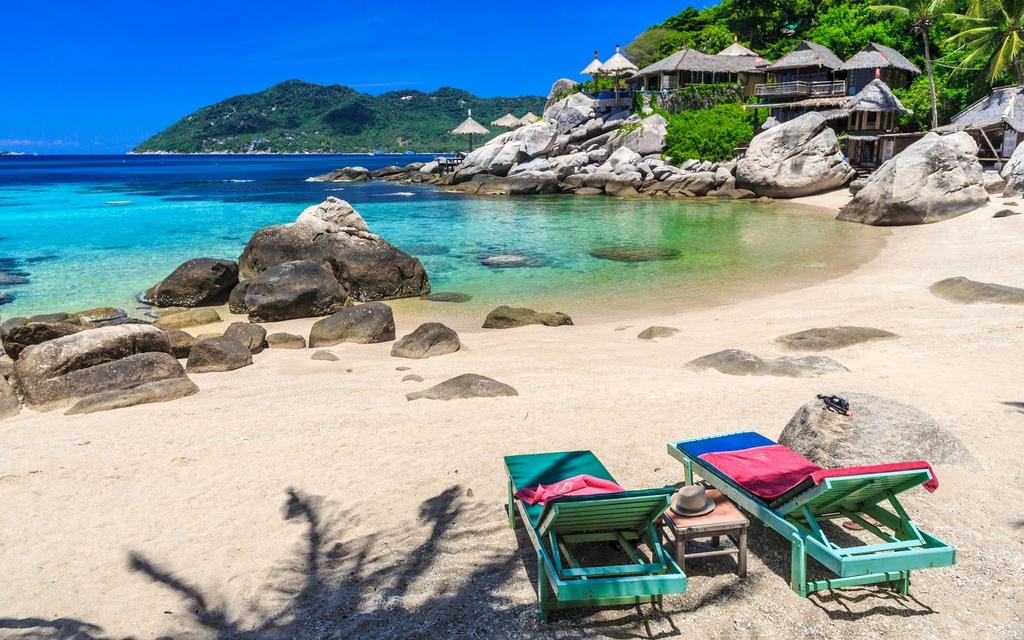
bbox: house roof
[839,42,921,74]
[718,42,759,57]
[765,41,843,72]
[947,84,1024,132]
[844,79,910,113]
[581,52,603,76]
[635,48,766,77]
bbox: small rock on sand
[186,336,253,373]
[308,302,395,347]
[993,209,1021,218]
[687,349,848,378]
[406,373,518,401]
[311,350,339,362]
[929,276,1024,304]
[482,306,573,329]
[267,333,306,349]
[402,374,424,383]
[156,326,197,359]
[775,326,897,351]
[638,326,679,340]
[155,308,222,329]
[391,323,460,359]
[780,392,971,467]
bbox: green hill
[134,80,544,154]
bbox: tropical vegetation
[135,80,544,154]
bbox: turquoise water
[0,155,879,319]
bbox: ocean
[0,154,879,319]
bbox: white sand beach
[2,192,1023,639]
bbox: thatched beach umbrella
[451,109,489,151]
[581,51,603,93]
[599,44,638,108]
[519,111,539,125]
[491,110,523,130]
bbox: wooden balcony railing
[754,80,847,98]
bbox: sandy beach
[2,191,1022,639]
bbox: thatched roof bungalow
[839,42,920,92]
[753,41,846,102]
[631,46,767,96]
[937,85,1024,160]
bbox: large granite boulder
[237,260,348,322]
[736,112,854,198]
[0,376,19,420]
[543,92,597,135]
[65,377,198,415]
[296,196,369,232]
[606,114,667,156]
[406,374,518,401]
[687,349,848,378]
[1,321,83,360]
[839,132,988,225]
[223,322,267,354]
[452,144,505,181]
[13,325,186,410]
[780,392,971,467]
[391,322,461,359]
[142,258,239,307]
[308,302,395,347]
[186,336,253,373]
[776,326,898,351]
[544,78,577,111]
[1001,141,1024,196]
[517,121,560,159]
[237,198,429,302]
[482,306,573,329]
[929,276,1024,304]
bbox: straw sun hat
[669,485,716,517]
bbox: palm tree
[870,0,951,129]
[946,0,1024,85]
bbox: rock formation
[142,258,239,307]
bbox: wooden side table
[659,489,749,577]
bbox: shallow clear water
[0,155,879,319]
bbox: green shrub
[659,103,754,163]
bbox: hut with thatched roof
[839,42,920,93]
[631,47,767,96]
[518,111,539,125]
[598,45,639,108]
[491,111,522,130]
[746,41,847,124]
[842,79,911,167]
[934,85,1024,160]
[451,112,490,151]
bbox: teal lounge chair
[504,451,687,621]
[667,432,956,597]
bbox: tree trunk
[1016,57,1023,84]
[923,31,938,130]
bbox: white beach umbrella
[451,109,490,151]
[599,44,638,107]
[581,50,603,92]
[491,110,523,130]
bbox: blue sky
[1,2,693,153]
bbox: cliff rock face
[839,132,987,225]
[237,198,429,302]
[736,113,854,198]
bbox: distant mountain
[134,80,545,154]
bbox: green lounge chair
[504,451,687,621]
[667,432,956,597]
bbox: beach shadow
[808,588,935,621]
[0,617,107,640]
[1001,401,1024,414]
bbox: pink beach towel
[699,444,938,502]
[514,474,625,505]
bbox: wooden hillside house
[838,42,919,92]
[842,79,911,168]
[631,43,767,97]
[936,85,1024,162]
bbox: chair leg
[737,527,748,579]
[790,539,808,597]
[537,555,548,623]
[899,572,910,595]
[507,479,516,529]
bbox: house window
[866,111,878,129]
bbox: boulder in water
[406,373,518,401]
[589,246,680,262]
[239,260,348,322]
[142,258,239,307]
[779,392,971,467]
